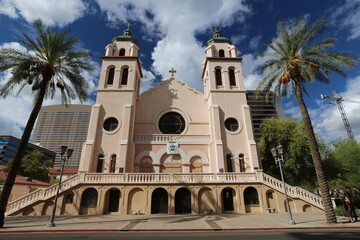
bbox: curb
[1,226,360,233]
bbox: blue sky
[0,0,360,142]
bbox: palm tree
[257,17,357,224]
[0,19,93,227]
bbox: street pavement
[0,212,359,233]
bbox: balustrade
[134,134,210,144]
[6,171,324,216]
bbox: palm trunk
[294,81,337,224]
[0,82,48,228]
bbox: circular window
[224,118,239,132]
[159,112,185,134]
[103,117,119,132]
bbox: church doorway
[175,188,191,214]
[160,154,182,173]
[140,157,154,173]
[222,188,235,212]
[151,188,168,214]
[106,189,120,213]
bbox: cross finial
[212,25,219,32]
[169,68,177,77]
[125,23,132,31]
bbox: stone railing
[133,134,210,144]
[6,171,324,215]
[261,172,324,209]
[5,174,80,216]
[82,172,259,184]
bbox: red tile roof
[0,165,52,187]
[48,168,78,174]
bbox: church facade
[6,27,324,217]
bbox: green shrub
[335,205,346,217]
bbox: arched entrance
[198,187,216,214]
[140,157,154,173]
[160,154,182,173]
[222,188,235,212]
[151,188,168,214]
[127,188,145,214]
[175,188,191,214]
[244,187,259,213]
[104,189,120,213]
[190,156,202,173]
[80,188,98,215]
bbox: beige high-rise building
[246,91,284,142]
[32,104,92,168]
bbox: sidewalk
[1,212,359,233]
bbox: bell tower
[79,24,142,173]
[202,26,259,173]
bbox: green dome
[112,25,138,45]
[206,28,232,47]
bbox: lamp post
[47,145,73,227]
[270,145,296,225]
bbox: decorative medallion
[168,88,177,98]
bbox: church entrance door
[160,155,182,173]
[151,188,168,214]
[175,188,191,214]
[107,189,120,212]
[222,188,235,212]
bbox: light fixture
[277,145,284,155]
[59,145,68,155]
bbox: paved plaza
[1,212,359,233]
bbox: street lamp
[270,145,296,225]
[47,145,73,227]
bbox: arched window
[228,68,236,86]
[107,67,115,85]
[239,154,245,172]
[119,48,125,56]
[215,68,222,86]
[226,154,233,172]
[81,188,98,207]
[110,155,116,173]
[244,187,259,204]
[121,68,129,85]
[219,49,225,57]
[96,154,104,173]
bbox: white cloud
[95,0,251,92]
[241,53,270,90]
[248,35,262,50]
[0,0,87,26]
[312,75,360,142]
[140,68,155,93]
[330,0,360,40]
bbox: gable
[135,79,209,134]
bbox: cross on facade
[169,68,177,77]
[125,23,132,31]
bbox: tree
[257,16,357,223]
[259,118,316,190]
[0,19,93,227]
[5,151,53,182]
[329,138,360,191]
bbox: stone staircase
[5,171,324,216]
